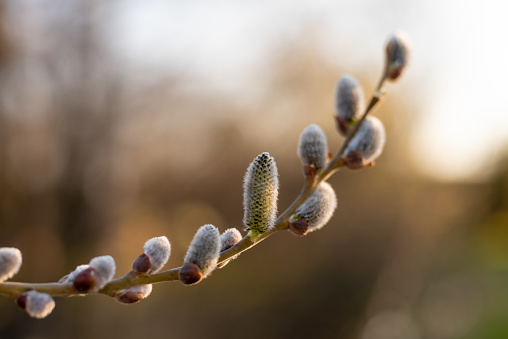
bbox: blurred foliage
[0,1,508,339]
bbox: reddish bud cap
[289,219,310,236]
[16,294,27,309]
[132,253,151,275]
[72,268,97,293]
[179,262,203,285]
[303,165,318,179]
[384,32,411,82]
[116,290,144,304]
[343,150,367,170]
[335,117,351,136]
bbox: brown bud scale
[132,253,151,274]
[303,165,318,178]
[116,290,143,304]
[73,268,97,293]
[343,150,366,170]
[16,294,27,309]
[289,219,310,236]
[335,117,350,135]
[179,262,203,285]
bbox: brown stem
[0,75,389,300]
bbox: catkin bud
[73,256,116,293]
[17,291,55,319]
[297,124,328,172]
[289,182,337,235]
[179,224,220,285]
[0,247,22,282]
[114,284,153,304]
[384,31,411,81]
[217,228,243,269]
[334,74,365,135]
[220,228,242,252]
[133,236,171,274]
[343,116,386,169]
[243,152,279,240]
[89,256,116,288]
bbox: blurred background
[0,0,507,338]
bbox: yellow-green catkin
[243,152,279,240]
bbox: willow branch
[0,76,389,300]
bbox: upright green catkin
[243,152,279,240]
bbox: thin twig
[0,75,388,299]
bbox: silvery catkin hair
[297,124,328,171]
[142,236,171,274]
[0,248,22,283]
[334,74,365,135]
[384,31,411,81]
[290,182,337,234]
[343,116,386,168]
[183,224,221,277]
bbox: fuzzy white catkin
[89,255,116,290]
[297,124,328,170]
[345,116,386,163]
[132,284,153,298]
[335,74,365,124]
[243,152,279,239]
[114,284,153,304]
[385,31,411,81]
[217,228,242,269]
[220,228,243,252]
[291,182,337,232]
[127,284,153,298]
[24,291,55,319]
[0,247,22,282]
[143,236,171,274]
[184,225,220,277]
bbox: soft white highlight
[220,228,243,252]
[291,182,337,232]
[335,74,365,123]
[297,124,328,170]
[385,31,411,81]
[144,236,171,274]
[89,255,116,290]
[0,247,22,283]
[346,116,386,163]
[184,225,221,277]
[217,228,243,269]
[25,291,55,319]
[128,284,153,298]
